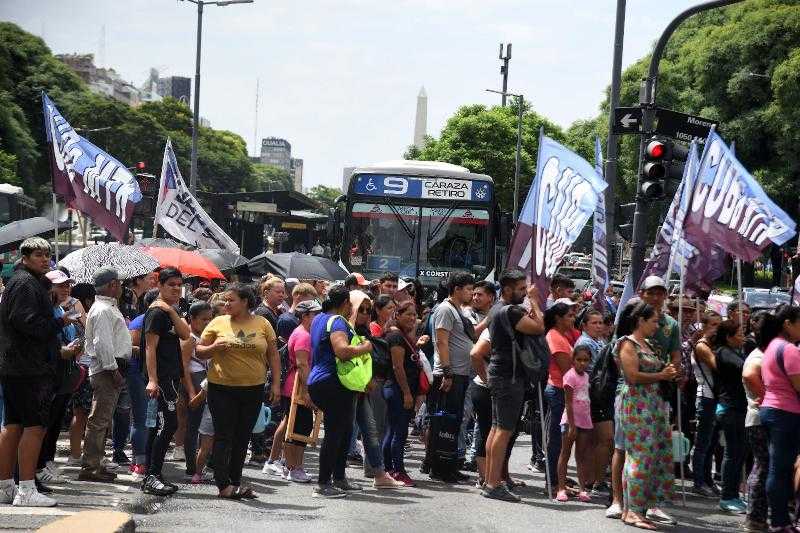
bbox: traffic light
[665,141,689,180]
[617,202,635,242]
[641,137,666,199]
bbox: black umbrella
[198,249,249,272]
[248,252,348,281]
[0,217,73,254]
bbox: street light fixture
[180,0,254,195]
[486,88,524,221]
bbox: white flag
[154,139,239,252]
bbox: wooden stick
[285,374,322,446]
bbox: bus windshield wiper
[427,202,461,244]
[385,199,417,241]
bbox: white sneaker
[263,460,285,476]
[169,446,185,462]
[646,508,677,525]
[0,484,17,504]
[605,502,622,519]
[13,489,57,507]
[287,467,312,483]
[45,461,61,475]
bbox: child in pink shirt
[556,346,593,502]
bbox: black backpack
[497,305,550,385]
[589,341,618,410]
[368,335,392,379]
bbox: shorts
[561,424,592,434]
[198,405,214,436]
[281,396,313,447]
[487,375,525,431]
[591,402,614,424]
[613,394,625,451]
[71,365,93,412]
[1,376,54,428]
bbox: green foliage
[246,163,294,191]
[307,184,342,211]
[0,150,21,186]
[409,101,565,211]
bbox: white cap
[641,275,667,291]
[553,297,579,307]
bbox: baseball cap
[347,273,369,287]
[398,278,414,292]
[554,297,579,307]
[641,275,667,291]
[45,270,74,285]
[93,266,119,288]
[295,300,322,315]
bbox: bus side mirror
[326,208,338,243]
[498,212,513,246]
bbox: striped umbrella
[59,243,161,284]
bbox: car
[556,266,591,290]
[742,287,790,312]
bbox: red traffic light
[646,140,665,159]
[136,161,146,170]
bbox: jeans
[206,382,263,490]
[355,392,383,470]
[309,377,356,486]
[382,382,413,473]
[692,396,718,488]
[184,370,207,475]
[84,371,122,470]
[544,384,564,489]
[112,380,131,454]
[146,379,180,478]
[126,361,148,465]
[716,409,746,500]
[760,407,800,528]
[746,425,769,524]
[38,393,71,469]
[459,382,475,458]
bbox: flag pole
[538,383,552,499]
[153,139,170,239]
[676,250,687,506]
[52,193,60,262]
[736,258,743,325]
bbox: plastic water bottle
[145,398,158,428]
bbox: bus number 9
[384,177,408,195]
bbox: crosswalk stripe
[0,506,76,516]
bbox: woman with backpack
[756,305,800,533]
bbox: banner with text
[591,136,609,310]
[154,139,239,252]
[506,133,607,307]
[43,93,142,242]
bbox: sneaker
[141,475,175,496]
[692,484,717,498]
[157,476,179,492]
[168,447,185,462]
[44,461,61,476]
[313,484,347,499]
[769,527,800,533]
[346,453,363,466]
[592,481,610,493]
[112,450,131,466]
[719,498,747,514]
[129,464,147,482]
[332,477,363,491]
[528,459,546,473]
[264,460,286,477]
[481,484,521,502]
[646,508,677,525]
[462,459,478,472]
[286,467,312,484]
[247,454,268,466]
[36,467,63,484]
[65,456,82,467]
[373,474,405,489]
[99,457,119,471]
[605,502,623,519]
[35,480,52,494]
[0,483,17,504]
[392,471,416,487]
[13,488,56,507]
[78,468,116,482]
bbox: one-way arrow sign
[612,107,642,134]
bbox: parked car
[556,266,591,290]
[742,287,790,312]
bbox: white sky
[2,0,700,190]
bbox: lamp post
[487,89,524,221]
[181,0,254,195]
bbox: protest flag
[154,139,239,252]
[591,136,609,310]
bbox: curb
[37,510,135,532]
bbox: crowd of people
[0,236,799,532]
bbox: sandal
[623,515,658,531]
[236,486,258,500]
[218,488,244,500]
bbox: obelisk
[413,86,427,150]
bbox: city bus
[330,160,510,287]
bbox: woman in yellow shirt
[199,283,281,500]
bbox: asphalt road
[0,436,746,532]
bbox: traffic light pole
[628,0,743,288]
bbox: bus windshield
[347,201,490,280]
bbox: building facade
[57,54,141,107]
[290,158,303,192]
[260,137,292,172]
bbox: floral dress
[619,335,673,514]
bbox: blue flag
[506,132,607,306]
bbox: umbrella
[59,243,161,283]
[0,217,73,254]
[143,246,225,280]
[197,249,249,272]
[134,237,192,249]
[248,252,348,281]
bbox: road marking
[0,506,76,516]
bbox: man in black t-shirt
[481,270,544,503]
[142,268,190,496]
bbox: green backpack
[327,315,372,392]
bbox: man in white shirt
[79,267,131,483]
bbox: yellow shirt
[201,314,275,387]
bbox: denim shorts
[613,394,624,450]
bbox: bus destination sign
[353,174,492,202]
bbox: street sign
[655,108,718,142]
[612,107,642,134]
